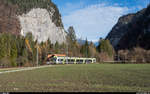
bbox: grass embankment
[0,64,150,92]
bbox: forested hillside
[0,0,20,34]
[106,4,150,50]
[106,4,150,63]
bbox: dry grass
[0,64,150,92]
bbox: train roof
[48,54,66,58]
[55,56,96,59]
[47,54,96,60]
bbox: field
[0,64,150,92]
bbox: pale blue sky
[52,0,150,42]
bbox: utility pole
[36,36,39,67]
[36,43,38,66]
[117,52,119,62]
[86,41,88,58]
[66,43,68,64]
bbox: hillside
[0,0,20,35]
[106,5,150,50]
[0,0,66,44]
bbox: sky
[52,0,150,42]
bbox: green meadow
[0,64,150,92]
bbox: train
[46,54,96,64]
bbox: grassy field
[0,64,150,92]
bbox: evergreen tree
[68,26,76,42]
[97,39,114,57]
[85,38,90,57]
[66,26,79,56]
[10,35,18,67]
[80,38,91,57]
[54,41,59,54]
[6,33,11,57]
[25,32,36,64]
[10,38,17,59]
[89,41,97,58]
[0,34,8,59]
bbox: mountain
[77,39,92,45]
[94,42,99,47]
[106,4,150,50]
[77,39,99,47]
[0,0,66,44]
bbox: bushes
[16,56,28,66]
[0,57,17,68]
[146,50,150,63]
[10,59,17,67]
[0,57,11,68]
[118,47,150,63]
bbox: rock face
[106,14,135,48]
[18,8,66,44]
[106,5,150,50]
[0,0,66,44]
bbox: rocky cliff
[106,4,150,50]
[0,0,66,44]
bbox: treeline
[96,39,150,63]
[0,33,36,67]
[118,47,150,63]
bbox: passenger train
[47,54,96,64]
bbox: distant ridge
[106,4,150,50]
[77,39,98,46]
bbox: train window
[53,58,57,61]
[85,59,92,63]
[58,59,63,62]
[71,59,74,62]
[89,60,92,62]
[79,60,83,62]
[65,59,69,62]
[68,59,71,62]
[76,60,80,62]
